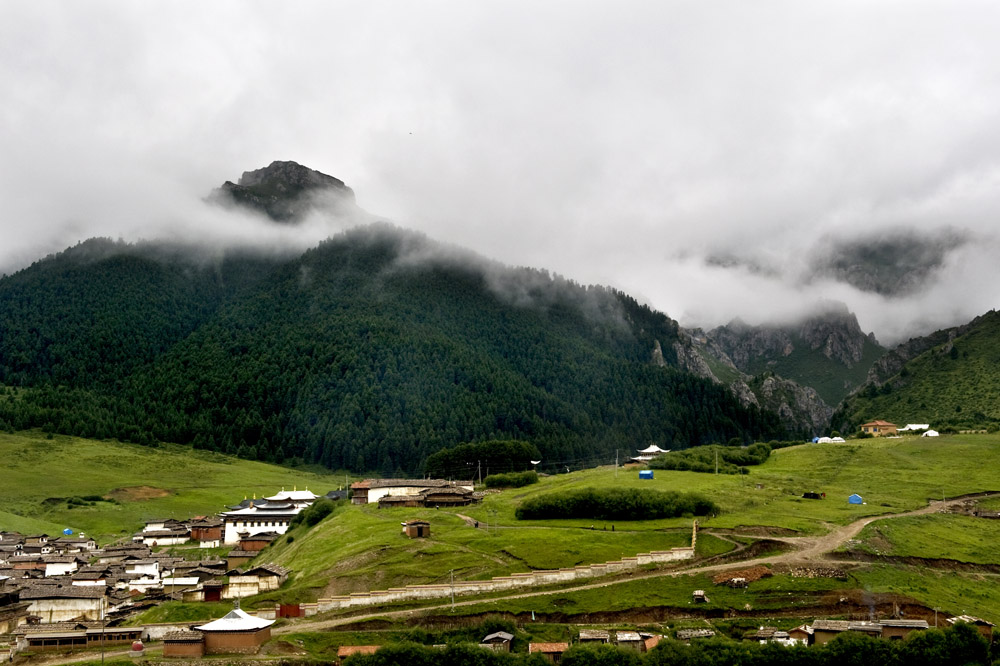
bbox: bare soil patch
[104,486,171,501]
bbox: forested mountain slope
[832,309,1000,432]
[0,222,784,474]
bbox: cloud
[2,1,1000,344]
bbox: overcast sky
[2,1,999,344]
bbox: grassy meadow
[0,429,342,542]
[847,513,1000,563]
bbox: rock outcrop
[209,160,356,223]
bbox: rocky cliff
[209,160,356,222]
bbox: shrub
[484,470,538,488]
[515,487,717,521]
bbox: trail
[276,493,998,634]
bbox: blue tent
[848,494,863,504]
[811,437,820,443]
[639,470,654,480]
[62,528,73,535]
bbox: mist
[3,1,1000,345]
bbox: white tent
[899,424,930,432]
[921,430,940,437]
[637,444,669,454]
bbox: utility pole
[450,569,455,611]
[615,449,618,478]
[478,460,482,486]
[715,449,719,475]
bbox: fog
[2,1,1000,344]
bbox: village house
[14,621,143,653]
[19,584,107,623]
[860,420,898,437]
[190,517,224,547]
[220,498,303,544]
[615,631,643,650]
[194,607,274,654]
[481,631,514,652]
[350,479,474,505]
[948,615,995,641]
[162,630,205,658]
[578,629,610,644]
[529,642,569,663]
[880,619,929,640]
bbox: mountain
[671,304,885,435]
[695,304,884,407]
[0,164,785,473]
[831,310,1000,433]
[208,160,356,222]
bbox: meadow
[846,513,1000,564]
[0,430,341,542]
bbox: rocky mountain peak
[209,160,356,223]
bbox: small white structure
[631,443,670,463]
[922,430,940,437]
[899,424,930,432]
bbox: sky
[2,1,1000,344]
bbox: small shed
[529,642,568,662]
[848,494,863,505]
[692,589,709,603]
[615,631,643,650]
[639,470,654,480]
[402,520,430,538]
[481,631,514,652]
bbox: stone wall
[283,521,699,614]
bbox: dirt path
[276,493,998,634]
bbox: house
[350,479,474,505]
[19,584,107,623]
[642,635,662,652]
[787,624,812,643]
[0,591,30,633]
[615,631,643,650]
[402,520,430,538]
[14,621,143,652]
[194,607,274,654]
[264,488,319,508]
[481,631,514,652]
[860,420,898,437]
[578,629,610,643]
[675,628,715,641]
[880,619,928,640]
[220,499,302,544]
[42,555,85,577]
[189,518,224,547]
[948,615,995,641]
[162,630,205,658]
[810,620,850,644]
[529,642,568,663]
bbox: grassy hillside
[833,310,1000,432]
[0,430,339,541]
[254,434,1000,603]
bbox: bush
[648,443,771,474]
[515,487,717,521]
[484,470,538,488]
[289,498,337,529]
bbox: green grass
[0,429,342,542]
[266,503,693,601]
[847,514,1000,563]
[453,571,848,617]
[854,565,1000,623]
[127,601,235,625]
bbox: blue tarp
[639,470,654,480]
[848,494,863,504]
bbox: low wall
[299,521,697,614]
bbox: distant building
[860,420,898,437]
[529,642,568,662]
[194,607,274,654]
[350,479,474,506]
[402,520,430,539]
[481,631,514,652]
